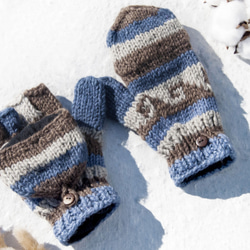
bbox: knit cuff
[169,134,235,186]
[10,83,62,123]
[53,185,118,245]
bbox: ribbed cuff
[169,134,235,186]
[53,185,119,245]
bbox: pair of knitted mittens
[0,4,235,246]
[0,83,118,245]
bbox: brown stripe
[24,83,62,118]
[32,163,86,199]
[135,83,214,139]
[84,133,103,156]
[166,127,223,166]
[111,6,159,31]
[43,181,109,225]
[114,29,191,85]
[0,109,76,169]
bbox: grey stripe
[85,165,107,179]
[0,127,84,186]
[157,110,222,157]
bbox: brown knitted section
[32,163,86,199]
[114,29,191,85]
[24,83,62,118]
[84,133,103,156]
[0,109,76,169]
[167,126,223,166]
[111,6,159,31]
[80,176,109,190]
[135,83,214,139]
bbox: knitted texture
[0,84,118,245]
[102,5,235,186]
[10,83,62,124]
[0,108,22,148]
[72,76,118,221]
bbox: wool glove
[101,5,235,186]
[0,84,118,245]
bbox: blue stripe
[11,142,88,197]
[169,134,235,186]
[0,107,22,136]
[107,8,175,47]
[87,153,105,168]
[128,50,199,96]
[53,185,118,245]
[145,97,218,149]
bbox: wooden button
[196,136,208,148]
[63,193,75,205]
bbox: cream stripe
[0,127,85,186]
[10,95,42,123]
[85,165,107,179]
[157,110,222,157]
[111,18,182,61]
[124,62,212,131]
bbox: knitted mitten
[0,84,118,245]
[101,5,234,186]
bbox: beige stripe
[0,127,84,186]
[10,95,42,123]
[111,6,159,31]
[124,62,212,132]
[157,110,222,157]
[111,18,182,61]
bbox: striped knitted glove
[0,84,118,245]
[101,5,234,186]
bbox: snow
[204,0,222,6]
[209,1,247,46]
[0,0,250,250]
[238,36,250,58]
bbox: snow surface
[0,1,250,250]
[209,1,247,46]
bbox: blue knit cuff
[169,134,235,186]
[53,185,119,245]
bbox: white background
[0,0,250,249]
